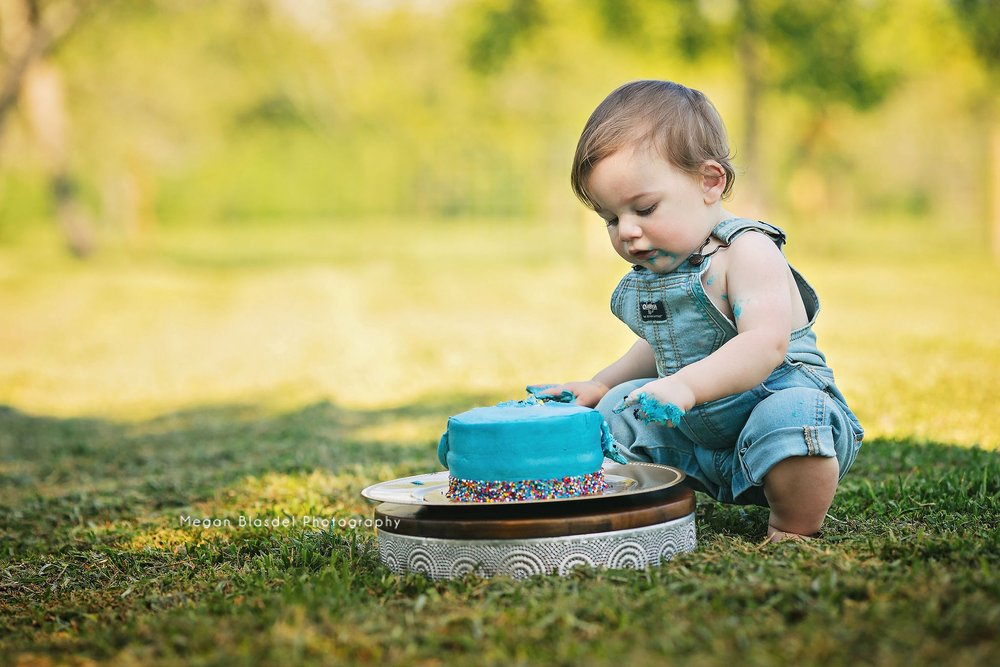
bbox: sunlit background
[1,0,998,447]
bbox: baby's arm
[539,338,657,408]
[622,232,792,418]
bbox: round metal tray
[361,462,684,508]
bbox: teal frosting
[437,433,450,469]
[600,421,628,464]
[438,402,610,482]
[613,392,685,426]
[648,249,678,266]
[496,395,543,408]
[525,384,576,404]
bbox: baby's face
[586,147,722,273]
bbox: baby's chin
[641,249,682,271]
[618,248,682,271]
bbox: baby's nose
[618,216,642,238]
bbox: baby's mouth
[631,249,656,262]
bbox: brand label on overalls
[640,300,667,321]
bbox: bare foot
[767,529,811,543]
[756,525,815,547]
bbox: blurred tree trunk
[949,0,1000,259]
[736,0,765,216]
[22,59,92,256]
[0,0,92,257]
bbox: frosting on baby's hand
[525,384,577,404]
[613,392,686,425]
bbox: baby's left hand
[618,377,696,426]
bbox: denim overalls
[597,217,864,506]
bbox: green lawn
[1,218,998,665]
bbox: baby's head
[571,80,735,210]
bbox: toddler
[540,80,864,542]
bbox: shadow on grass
[1,400,998,665]
[0,394,499,556]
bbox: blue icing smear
[525,384,576,404]
[496,395,543,408]
[648,249,678,266]
[613,392,685,426]
[600,421,629,464]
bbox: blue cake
[436,399,626,502]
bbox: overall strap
[712,218,787,249]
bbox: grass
[1,217,998,665]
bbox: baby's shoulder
[706,230,789,295]
[726,227,784,251]
[721,230,787,270]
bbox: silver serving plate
[360,462,684,507]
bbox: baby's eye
[636,204,657,217]
[604,216,619,227]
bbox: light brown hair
[571,80,735,209]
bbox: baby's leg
[737,386,858,541]
[764,455,838,540]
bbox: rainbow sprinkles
[446,470,608,503]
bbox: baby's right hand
[534,380,609,408]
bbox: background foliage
[0,0,996,238]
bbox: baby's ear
[699,161,727,203]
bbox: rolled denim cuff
[737,424,837,490]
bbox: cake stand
[363,463,696,579]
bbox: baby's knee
[739,387,859,489]
[764,455,839,534]
[764,454,839,490]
